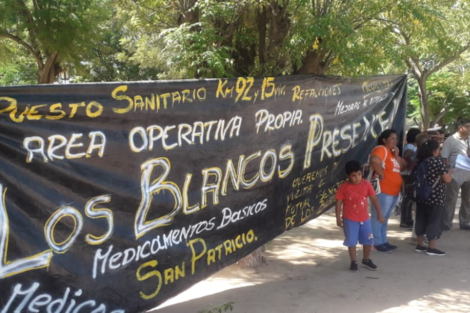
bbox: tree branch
[0,30,43,69]
[15,0,42,53]
[427,43,470,76]
[405,58,421,79]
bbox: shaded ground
[152,201,470,313]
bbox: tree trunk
[237,246,265,268]
[37,51,59,84]
[177,0,199,25]
[417,77,431,130]
[265,2,291,74]
[297,49,329,75]
[258,7,267,65]
[266,2,290,53]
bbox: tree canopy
[1,0,469,128]
[0,0,110,83]
[377,0,470,129]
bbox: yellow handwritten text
[187,230,256,274]
[111,85,206,114]
[136,260,185,300]
[0,97,103,123]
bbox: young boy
[335,160,385,271]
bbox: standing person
[427,130,445,147]
[441,118,470,230]
[414,140,453,256]
[369,129,407,252]
[335,160,385,271]
[408,132,432,244]
[400,128,421,229]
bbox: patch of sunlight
[267,238,343,265]
[381,289,470,313]
[385,229,412,240]
[154,271,261,310]
[312,238,343,248]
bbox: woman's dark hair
[417,139,439,161]
[377,129,397,146]
[406,128,421,143]
[345,160,362,175]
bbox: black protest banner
[0,75,406,312]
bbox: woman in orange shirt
[369,129,407,253]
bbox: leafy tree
[378,0,470,129]
[0,42,37,85]
[116,0,397,79]
[407,69,470,131]
[0,0,110,84]
[428,70,470,128]
[77,19,162,82]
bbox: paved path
[153,202,470,313]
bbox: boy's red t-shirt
[336,179,376,222]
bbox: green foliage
[75,18,161,82]
[198,302,234,313]
[407,66,470,129]
[116,0,404,79]
[377,0,470,128]
[0,43,36,85]
[0,0,469,134]
[0,0,112,83]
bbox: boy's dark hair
[377,129,397,146]
[345,160,362,175]
[406,128,421,143]
[417,139,439,161]
[457,118,470,129]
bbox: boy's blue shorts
[343,218,374,247]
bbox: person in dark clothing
[400,128,421,229]
[414,140,453,256]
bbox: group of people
[335,118,470,271]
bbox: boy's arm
[335,199,343,228]
[369,195,385,223]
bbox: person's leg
[414,203,427,252]
[405,196,414,225]
[343,218,359,253]
[458,181,470,228]
[411,201,417,238]
[425,204,444,241]
[348,246,357,261]
[425,204,446,256]
[363,245,371,260]
[358,219,374,253]
[443,179,460,229]
[370,196,383,245]
[359,220,377,268]
[400,196,413,226]
[343,219,360,270]
[400,175,413,226]
[417,235,426,246]
[381,195,399,245]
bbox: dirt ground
[151,200,470,313]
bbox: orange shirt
[370,145,402,196]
